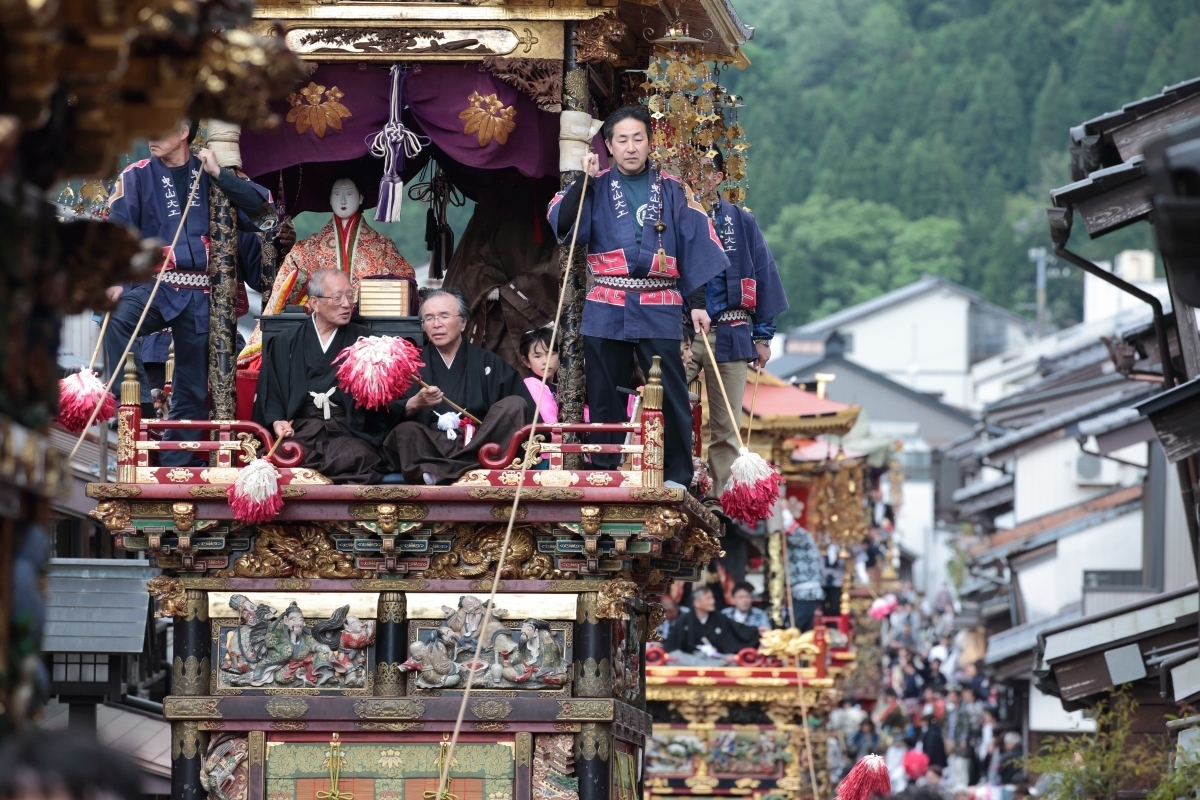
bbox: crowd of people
[829,584,1029,800]
[649,512,1031,800]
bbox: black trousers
[583,335,693,486]
[105,285,206,467]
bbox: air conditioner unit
[1075,452,1120,487]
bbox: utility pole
[1029,247,1047,337]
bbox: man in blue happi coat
[104,120,275,465]
[688,150,788,495]
[548,106,729,487]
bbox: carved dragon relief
[218,525,367,579]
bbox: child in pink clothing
[521,327,562,424]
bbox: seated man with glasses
[383,290,535,485]
[254,268,393,483]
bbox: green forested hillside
[722,0,1200,328]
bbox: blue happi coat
[547,167,730,341]
[705,198,789,361]
[108,155,271,334]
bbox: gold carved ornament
[89,500,131,531]
[148,577,187,618]
[459,91,516,147]
[219,525,367,579]
[287,83,352,138]
[425,523,560,580]
[594,579,638,620]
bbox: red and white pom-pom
[837,754,891,800]
[868,594,899,621]
[57,369,117,433]
[720,447,781,524]
[227,457,284,523]
[333,335,425,410]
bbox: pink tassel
[333,335,424,410]
[837,754,891,800]
[720,447,781,524]
[58,369,117,433]
[227,457,285,523]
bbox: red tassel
[227,458,285,524]
[720,448,781,524]
[57,369,117,433]
[333,335,425,410]
[837,754,891,800]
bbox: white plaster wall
[1029,684,1097,732]
[893,480,943,593]
[1165,461,1198,592]
[840,289,972,408]
[1015,509,1143,622]
[1013,438,1111,524]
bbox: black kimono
[254,319,390,484]
[662,609,760,656]
[382,340,535,484]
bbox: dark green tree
[842,135,883,202]
[1027,62,1080,188]
[898,134,965,219]
[811,124,851,198]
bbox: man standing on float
[548,106,729,487]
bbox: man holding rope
[104,120,275,465]
[688,150,788,496]
[548,106,729,488]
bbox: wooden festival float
[64,2,819,800]
[642,373,862,800]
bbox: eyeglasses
[421,312,461,325]
[311,291,352,304]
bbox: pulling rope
[432,170,591,800]
[742,363,762,443]
[779,527,822,800]
[700,332,746,451]
[67,168,205,462]
[87,312,112,371]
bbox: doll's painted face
[330,179,362,220]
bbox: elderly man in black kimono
[662,586,759,666]
[383,290,534,485]
[254,268,389,483]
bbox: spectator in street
[997,731,1024,784]
[876,687,909,732]
[887,736,916,793]
[917,765,954,800]
[920,703,948,771]
[977,706,999,784]
[926,658,948,694]
[722,581,772,632]
[849,718,880,759]
[901,659,924,700]
[663,585,759,665]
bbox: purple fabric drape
[241,62,561,196]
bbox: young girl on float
[520,326,563,424]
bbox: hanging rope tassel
[700,331,781,524]
[58,312,117,433]
[227,425,291,523]
[366,65,428,223]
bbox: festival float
[38,0,873,798]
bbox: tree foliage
[725,0,1200,327]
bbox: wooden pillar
[116,358,140,484]
[374,591,407,695]
[574,593,612,698]
[171,589,210,800]
[556,20,590,465]
[575,722,612,800]
[207,121,240,422]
